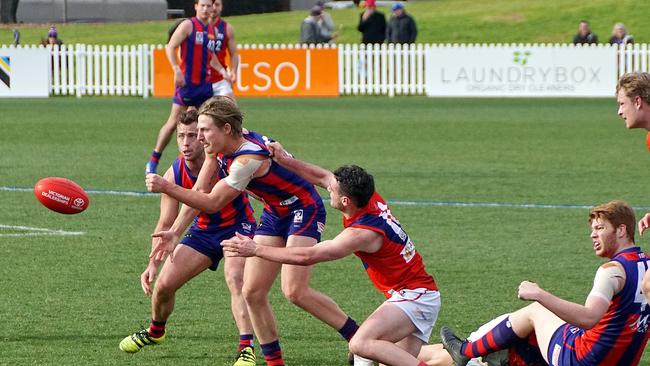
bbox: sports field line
[0,224,85,237]
[4,185,650,211]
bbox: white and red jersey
[343,192,438,298]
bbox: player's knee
[153,279,178,299]
[281,284,308,306]
[242,285,267,307]
[348,335,372,359]
[224,270,244,294]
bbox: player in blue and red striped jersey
[208,0,238,100]
[122,110,258,366]
[145,96,360,366]
[220,146,441,366]
[440,200,650,366]
[146,0,229,175]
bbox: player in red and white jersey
[440,200,650,366]
[208,0,238,100]
[617,72,650,304]
[221,142,440,366]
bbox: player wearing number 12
[221,145,440,366]
[440,200,650,366]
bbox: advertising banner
[0,47,50,97]
[153,47,339,98]
[425,45,618,97]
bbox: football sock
[148,319,166,338]
[461,315,523,358]
[239,334,254,352]
[261,340,284,366]
[338,316,359,342]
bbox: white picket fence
[5,43,650,97]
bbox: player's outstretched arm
[142,167,180,294]
[222,227,382,265]
[267,141,333,189]
[150,157,219,262]
[518,261,624,329]
[638,213,650,235]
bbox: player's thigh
[242,235,285,293]
[354,302,418,343]
[157,244,211,291]
[417,344,453,366]
[396,335,425,358]
[280,235,318,289]
[517,302,565,363]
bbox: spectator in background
[315,1,336,43]
[357,0,385,44]
[572,20,598,45]
[300,6,334,44]
[609,22,634,46]
[41,26,63,46]
[386,2,417,44]
[12,28,19,45]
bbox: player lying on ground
[146,96,359,366]
[221,142,440,366]
[440,200,650,366]
[122,110,257,366]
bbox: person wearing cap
[386,2,417,44]
[41,26,63,46]
[300,5,334,44]
[357,0,385,44]
[315,1,336,43]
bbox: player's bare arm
[142,167,180,294]
[267,141,333,188]
[638,213,650,235]
[165,19,191,87]
[226,23,239,84]
[222,227,383,265]
[150,156,219,262]
[146,154,263,214]
[518,261,624,329]
[209,54,230,81]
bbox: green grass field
[1,96,649,365]
[1,0,649,45]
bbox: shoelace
[237,349,256,362]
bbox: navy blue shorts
[180,222,255,271]
[172,83,213,107]
[255,204,326,241]
[547,323,582,366]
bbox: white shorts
[386,288,441,342]
[212,79,233,96]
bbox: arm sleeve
[587,262,625,303]
[224,157,264,191]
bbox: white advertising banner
[425,45,618,97]
[0,47,50,97]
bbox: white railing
[338,43,426,96]
[4,43,650,97]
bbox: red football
[34,177,90,214]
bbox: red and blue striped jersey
[221,130,323,217]
[343,192,438,298]
[172,156,255,231]
[179,17,217,86]
[209,18,230,84]
[574,246,650,365]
